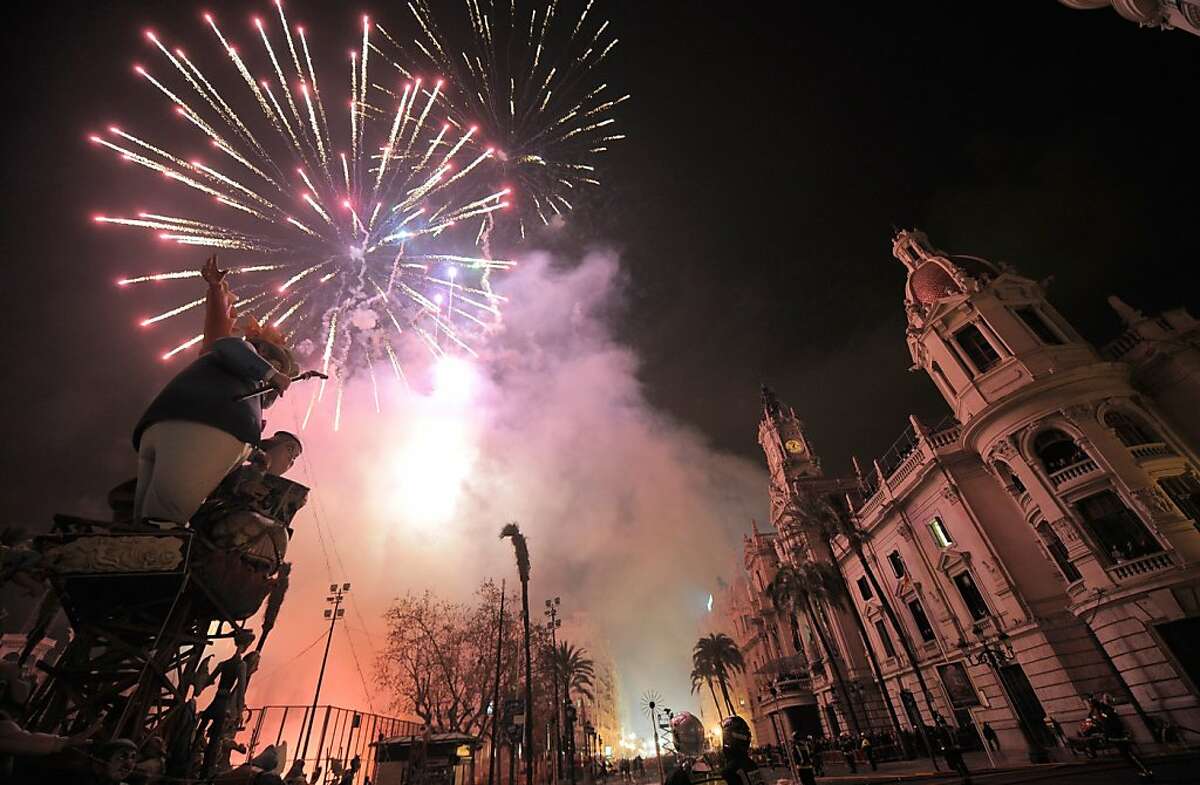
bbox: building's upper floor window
[856,576,872,601]
[1158,473,1200,523]
[874,620,897,658]
[929,516,954,549]
[1038,523,1082,583]
[954,323,1001,373]
[994,460,1026,495]
[907,598,936,642]
[1034,429,1088,474]
[1074,490,1163,564]
[1013,306,1064,345]
[887,550,906,578]
[952,571,990,621]
[1103,410,1161,448]
[930,361,956,396]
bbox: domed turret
[894,229,998,307]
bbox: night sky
[1,0,1198,717]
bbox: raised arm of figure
[201,255,237,352]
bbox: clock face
[784,439,805,455]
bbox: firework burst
[376,0,628,241]
[93,3,514,427]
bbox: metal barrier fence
[237,704,421,781]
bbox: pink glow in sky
[240,251,767,725]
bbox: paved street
[749,750,1200,785]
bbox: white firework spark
[93,2,517,413]
[376,0,628,241]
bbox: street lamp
[545,598,563,784]
[958,624,1049,764]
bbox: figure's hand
[66,718,104,746]
[201,255,228,286]
[267,371,292,396]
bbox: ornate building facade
[718,230,1200,757]
[1059,0,1200,36]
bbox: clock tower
[757,385,888,737]
[758,384,821,482]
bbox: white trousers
[133,421,252,524]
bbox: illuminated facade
[560,613,622,758]
[1058,0,1200,36]
[737,230,1200,753]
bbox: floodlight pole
[300,582,350,765]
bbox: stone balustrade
[1106,551,1174,581]
[1048,458,1099,487]
[1130,442,1175,461]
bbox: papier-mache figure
[664,712,720,785]
[0,527,46,596]
[131,256,298,528]
[0,662,101,778]
[198,628,257,776]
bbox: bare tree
[376,581,522,739]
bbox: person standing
[837,734,856,774]
[1084,695,1153,780]
[980,722,999,752]
[790,735,816,785]
[717,717,762,785]
[934,717,970,784]
[860,734,877,772]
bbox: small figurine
[132,736,166,785]
[0,662,101,777]
[198,629,256,776]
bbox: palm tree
[768,562,862,735]
[501,522,534,785]
[692,633,745,716]
[551,641,596,702]
[547,641,593,783]
[689,662,724,720]
[791,493,938,758]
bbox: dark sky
[1,0,1198,525]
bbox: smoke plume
[247,250,767,727]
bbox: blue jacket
[133,337,276,449]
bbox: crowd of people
[652,693,1159,785]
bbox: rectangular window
[1014,307,1064,345]
[954,323,1001,373]
[888,550,906,578]
[1040,527,1082,583]
[929,517,954,549]
[1159,474,1200,523]
[952,571,990,621]
[856,576,873,601]
[874,620,897,658]
[908,599,936,642]
[1075,490,1163,564]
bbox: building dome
[909,261,961,304]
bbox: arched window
[1104,410,1161,447]
[1034,429,1087,474]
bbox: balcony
[759,672,816,709]
[1130,442,1176,462]
[858,419,961,512]
[1105,551,1175,582]
[1048,458,1099,488]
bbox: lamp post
[300,582,349,766]
[545,597,563,784]
[648,701,665,785]
[958,625,1049,764]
